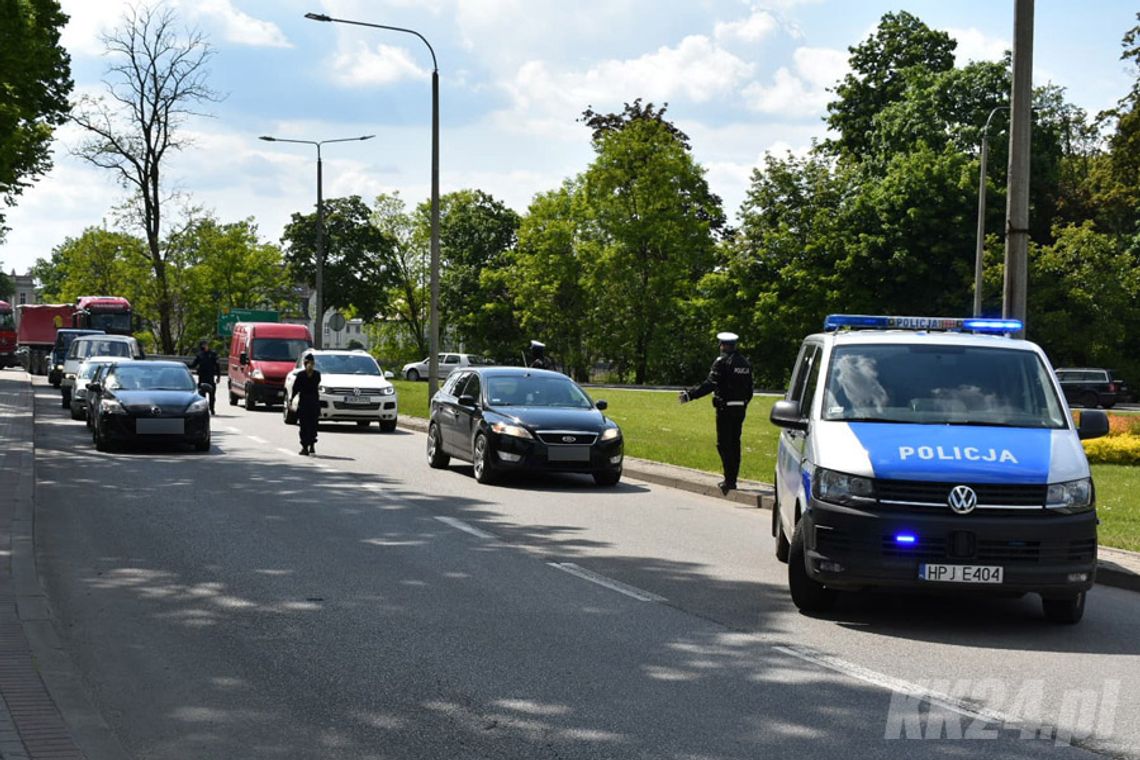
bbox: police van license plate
[920,564,1003,583]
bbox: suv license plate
[920,564,1003,583]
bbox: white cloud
[192,0,291,48]
[742,46,847,116]
[715,9,779,44]
[59,0,130,57]
[328,41,430,87]
[945,26,1009,64]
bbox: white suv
[284,350,398,431]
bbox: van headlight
[1046,478,1093,513]
[251,369,265,381]
[813,468,875,506]
[600,427,621,441]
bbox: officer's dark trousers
[298,399,319,447]
[715,407,746,485]
[198,378,216,414]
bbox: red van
[227,322,313,409]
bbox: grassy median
[393,379,1138,551]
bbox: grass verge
[394,380,1137,552]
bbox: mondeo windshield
[485,375,593,409]
[822,344,1067,429]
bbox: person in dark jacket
[679,332,754,494]
[529,340,552,370]
[290,354,322,455]
[189,340,221,415]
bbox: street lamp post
[973,106,1009,318]
[259,134,374,349]
[305,12,442,399]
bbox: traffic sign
[217,309,278,337]
[328,312,347,332]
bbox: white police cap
[716,332,739,343]
[530,340,546,349]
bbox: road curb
[397,413,1140,592]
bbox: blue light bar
[894,533,917,545]
[823,314,1022,334]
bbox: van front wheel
[788,520,836,613]
[1042,592,1085,624]
[244,386,257,411]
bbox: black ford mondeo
[89,361,212,452]
[427,368,623,485]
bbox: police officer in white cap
[679,332,753,494]
[529,340,552,370]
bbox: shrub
[1107,413,1140,437]
[1084,434,1140,465]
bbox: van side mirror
[239,352,248,366]
[770,399,808,431]
[595,399,608,411]
[1077,410,1109,441]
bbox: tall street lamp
[973,106,1009,318]
[305,12,442,398]
[259,134,374,348]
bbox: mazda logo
[150,406,162,416]
[948,485,978,515]
[561,435,577,443]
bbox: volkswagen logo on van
[948,485,978,515]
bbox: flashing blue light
[895,533,917,545]
[823,314,1022,334]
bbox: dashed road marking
[247,435,268,444]
[435,516,497,540]
[548,562,666,603]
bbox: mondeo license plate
[919,564,1003,584]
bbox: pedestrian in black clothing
[189,340,221,415]
[679,332,754,494]
[291,354,321,455]
[529,340,552,370]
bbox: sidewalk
[398,414,1140,593]
[0,371,125,760]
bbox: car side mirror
[770,399,808,431]
[198,382,214,395]
[384,370,394,379]
[87,382,101,393]
[1077,409,1109,441]
[457,394,477,408]
[239,352,248,366]
[595,399,608,411]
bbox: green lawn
[394,379,1138,551]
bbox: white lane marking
[224,426,241,434]
[773,645,1013,725]
[276,447,300,458]
[247,435,268,444]
[434,516,497,540]
[547,562,666,603]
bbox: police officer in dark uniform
[189,339,221,415]
[530,340,552,370]
[679,332,753,494]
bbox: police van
[769,315,1109,624]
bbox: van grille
[876,480,1046,509]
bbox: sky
[2,0,1137,276]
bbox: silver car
[401,353,492,381]
[69,356,126,421]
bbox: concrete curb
[396,414,1140,593]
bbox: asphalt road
[28,376,1140,759]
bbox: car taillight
[1109,383,1117,393]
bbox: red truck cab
[227,322,313,409]
[73,296,133,335]
[0,301,15,368]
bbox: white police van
[769,315,1110,624]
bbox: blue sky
[3,0,1137,275]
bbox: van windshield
[252,338,310,362]
[0,311,13,330]
[822,344,1067,429]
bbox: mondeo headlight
[490,421,533,439]
[813,467,875,507]
[1046,478,1093,513]
[600,427,621,441]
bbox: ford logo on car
[562,435,576,443]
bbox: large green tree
[281,195,398,322]
[0,0,72,241]
[368,192,429,363]
[579,101,724,383]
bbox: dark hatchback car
[1054,368,1121,409]
[427,368,623,485]
[89,361,212,452]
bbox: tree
[416,189,521,360]
[0,0,73,241]
[825,11,956,162]
[71,3,220,353]
[281,195,398,322]
[580,102,723,383]
[369,192,428,362]
[0,268,12,300]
